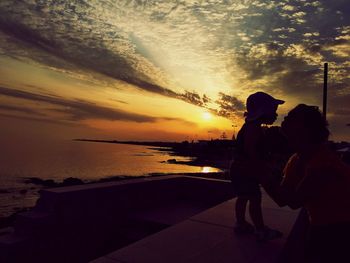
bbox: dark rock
[61,177,84,186]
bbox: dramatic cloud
[215,92,245,118]
[0,0,349,138]
[180,91,209,107]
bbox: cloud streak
[0,86,194,125]
[0,104,45,116]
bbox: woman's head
[281,104,329,149]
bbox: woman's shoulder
[287,153,299,163]
[282,153,302,186]
[308,144,340,166]
[307,144,350,176]
[284,153,299,171]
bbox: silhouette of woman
[261,104,350,262]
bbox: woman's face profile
[281,113,308,148]
[282,105,328,149]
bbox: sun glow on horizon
[202,112,212,121]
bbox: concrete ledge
[92,193,299,263]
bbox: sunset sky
[0,0,349,142]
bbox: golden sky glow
[0,0,349,142]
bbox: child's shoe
[255,226,283,242]
[234,221,255,234]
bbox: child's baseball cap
[244,92,284,122]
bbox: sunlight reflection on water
[201,166,220,173]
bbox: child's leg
[234,196,255,234]
[235,197,248,224]
[248,194,265,230]
[248,193,283,241]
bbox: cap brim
[274,99,285,105]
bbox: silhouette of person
[261,104,350,262]
[230,91,284,242]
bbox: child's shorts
[230,160,261,197]
[231,175,261,197]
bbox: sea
[0,140,220,218]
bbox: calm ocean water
[0,140,219,217]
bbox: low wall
[0,175,234,263]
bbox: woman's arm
[261,176,303,209]
[262,163,338,209]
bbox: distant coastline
[74,138,235,171]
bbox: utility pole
[323,62,328,119]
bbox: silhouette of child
[262,104,350,262]
[230,91,284,242]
